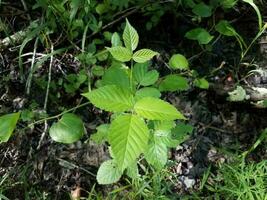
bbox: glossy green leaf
[169,54,189,70]
[263,100,267,107]
[123,19,139,51]
[49,113,84,144]
[0,112,20,143]
[134,97,186,120]
[135,87,161,101]
[97,160,122,184]
[108,114,149,171]
[185,28,214,44]
[192,3,212,17]
[83,85,134,112]
[194,78,209,89]
[132,49,159,63]
[159,75,189,92]
[215,20,236,36]
[107,46,132,62]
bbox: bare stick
[37,44,54,150]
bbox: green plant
[81,19,190,184]
[204,160,267,200]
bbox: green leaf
[172,123,194,142]
[111,32,122,47]
[169,54,189,70]
[221,0,238,9]
[263,100,267,107]
[133,62,149,83]
[185,28,214,44]
[126,162,139,179]
[134,97,186,120]
[0,112,20,143]
[135,87,161,101]
[144,135,168,170]
[192,3,212,17]
[108,114,149,171]
[97,160,122,184]
[132,62,159,86]
[123,19,139,51]
[215,20,236,36]
[91,124,109,144]
[194,78,209,89]
[92,65,104,76]
[154,120,175,131]
[132,49,159,63]
[102,66,130,89]
[49,113,84,144]
[83,85,134,112]
[228,86,247,102]
[107,46,132,62]
[140,70,159,86]
[159,75,189,92]
[95,3,108,15]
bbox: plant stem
[28,102,90,128]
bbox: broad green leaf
[263,100,267,107]
[169,54,189,70]
[192,3,212,17]
[132,49,159,63]
[153,121,177,148]
[194,78,209,89]
[144,135,168,170]
[108,114,149,171]
[215,20,236,36]
[134,97,185,120]
[97,160,122,184]
[83,85,134,112]
[135,87,161,101]
[0,112,20,143]
[133,62,158,86]
[91,124,109,144]
[49,113,84,144]
[95,3,108,15]
[159,75,189,92]
[140,70,159,86]
[123,19,139,51]
[107,46,132,62]
[111,32,122,47]
[185,28,214,45]
[91,65,104,76]
[133,62,149,83]
[172,123,194,142]
[102,66,130,88]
